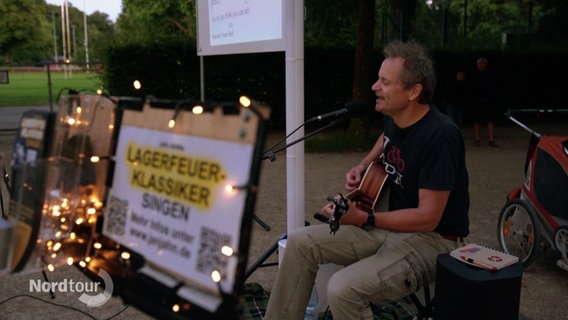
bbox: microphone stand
[246,118,344,279]
[262,120,342,162]
[252,119,342,229]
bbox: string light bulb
[211,270,222,283]
[225,183,250,193]
[221,245,234,257]
[90,155,111,163]
[239,96,251,108]
[121,251,131,260]
[192,105,204,114]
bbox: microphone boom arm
[262,120,342,161]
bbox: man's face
[477,60,488,71]
[371,57,412,116]
[456,71,465,81]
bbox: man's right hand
[345,164,366,191]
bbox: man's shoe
[488,140,498,147]
[474,140,481,146]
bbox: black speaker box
[434,253,523,320]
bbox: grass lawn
[0,71,103,106]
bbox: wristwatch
[363,209,375,231]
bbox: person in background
[446,69,469,128]
[264,40,470,320]
[470,56,498,147]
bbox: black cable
[41,270,55,299]
[261,122,305,161]
[0,294,130,320]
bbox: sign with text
[101,100,268,319]
[104,126,253,293]
[197,0,284,55]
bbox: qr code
[104,195,128,236]
[196,226,232,275]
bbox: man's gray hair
[383,40,436,103]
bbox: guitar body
[315,159,390,234]
[346,161,389,212]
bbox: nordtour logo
[29,268,113,307]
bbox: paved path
[0,106,52,131]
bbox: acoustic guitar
[314,160,390,234]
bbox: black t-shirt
[382,105,470,237]
[447,79,470,107]
[470,69,497,105]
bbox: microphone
[306,100,368,123]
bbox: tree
[35,2,115,67]
[380,0,418,42]
[84,11,115,64]
[0,0,50,64]
[304,1,358,48]
[528,0,567,49]
[350,0,377,136]
[114,0,196,44]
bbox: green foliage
[43,3,115,65]
[114,0,196,45]
[304,0,358,49]
[0,1,114,65]
[426,0,560,51]
[1,0,567,67]
[85,11,116,64]
[2,0,567,131]
[0,0,50,63]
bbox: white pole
[284,0,305,233]
[84,0,90,72]
[200,56,205,101]
[61,1,67,78]
[65,0,71,61]
[65,0,72,78]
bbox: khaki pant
[264,224,461,320]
